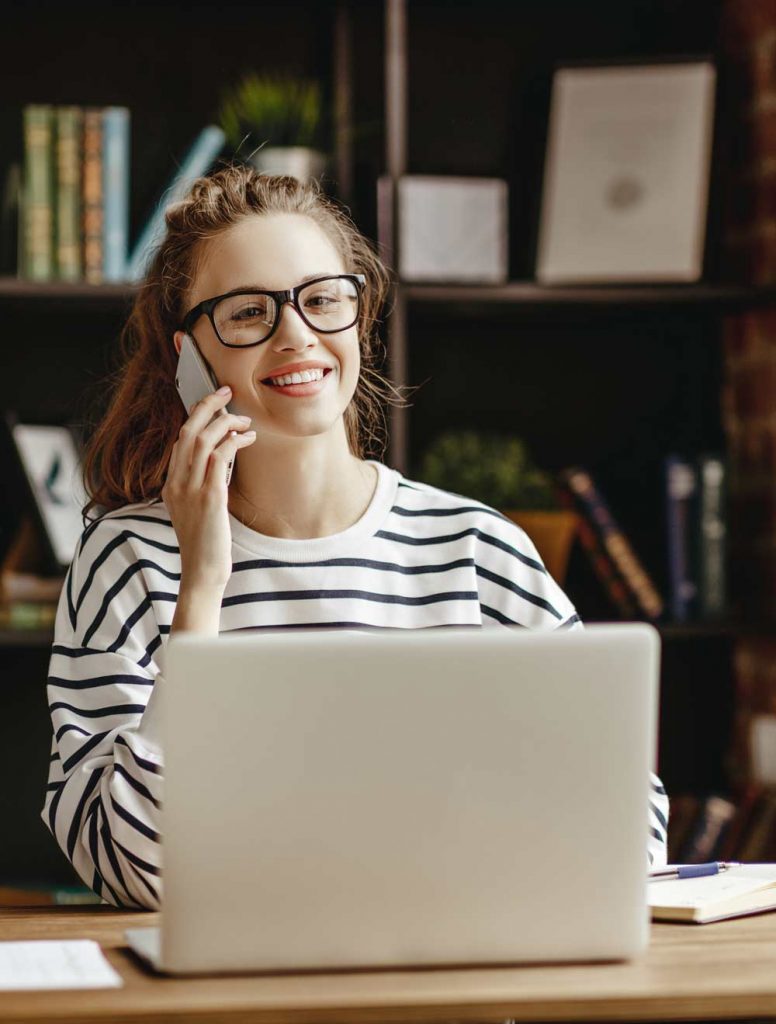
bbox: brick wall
[720,0,776,782]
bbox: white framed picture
[6,416,87,572]
[397,175,509,283]
[536,60,717,284]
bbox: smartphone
[175,333,236,485]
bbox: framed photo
[396,175,509,283]
[535,59,717,284]
[2,411,87,575]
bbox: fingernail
[238,415,252,424]
[217,385,231,395]
[243,430,256,438]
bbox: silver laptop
[126,623,660,974]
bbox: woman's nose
[271,301,318,350]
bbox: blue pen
[649,861,741,880]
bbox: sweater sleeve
[473,511,670,868]
[41,516,167,910]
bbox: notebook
[648,864,776,923]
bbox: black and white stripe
[42,459,669,909]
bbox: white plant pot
[248,146,327,183]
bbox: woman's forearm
[170,582,226,636]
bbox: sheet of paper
[0,940,122,990]
[648,864,776,909]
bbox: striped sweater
[42,459,669,909]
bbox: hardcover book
[22,104,55,280]
[557,485,638,617]
[666,793,701,863]
[679,793,737,864]
[558,467,664,620]
[664,454,700,622]
[126,124,225,281]
[697,454,728,619]
[82,107,104,284]
[55,106,82,281]
[102,106,130,281]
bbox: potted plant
[217,73,327,183]
[419,431,578,584]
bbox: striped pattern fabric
[42,459,669,909]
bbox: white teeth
[269,368,326,386]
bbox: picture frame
[535,57,718,284]
[395,175,509,284]
[1,411,87,576]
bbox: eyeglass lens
[213,277,360,346]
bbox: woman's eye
[234,306,264,320]
[306,294,338,308]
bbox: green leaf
[419,430,559,510]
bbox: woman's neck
[227,433,378,540]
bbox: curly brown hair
[80,163,402,523]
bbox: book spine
[126,124,225,281]
[680,794,737,863]
[55,106,82,281]
[0,162,22,276]
[102,106,130,281]
[82,107,104,284]
[665,793,701,864]
[665,455,699,622]
[738,788,776,862]
[559,467,664,620]
[697,454,728,619]
[23,104,55,280]
[716,782,763,861]
[557,483,638,617]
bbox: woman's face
[174,212,360,442]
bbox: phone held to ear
[175,333,237,486]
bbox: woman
[42,164,668,910]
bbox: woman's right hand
[162,386,256,592]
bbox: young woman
[42,165,668,910]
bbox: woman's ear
[173,331,184,356]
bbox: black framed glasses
[180,274,366,348]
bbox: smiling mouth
[261,367,334,388]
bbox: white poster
[536,62,716,283]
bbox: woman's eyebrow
[227,272,339,293]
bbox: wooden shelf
[0,627,56,648]
[4,277,776,312]
[0,277,137,300]
[402,281,776,312]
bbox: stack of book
[20,104,130,283]
[16,106,228,285]
[558,466,664,622]
[664,454,728,622]
[667,784,776,863]
[557,453,728,625]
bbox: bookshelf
[373,0,776,815]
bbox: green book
[55,106,82,281]
[23,104,55,280]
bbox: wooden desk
[2,906,776,1023]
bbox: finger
[175,387,234,466]
[167,439,179,477]
[187,413,253,492]
[204,430,256,492]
